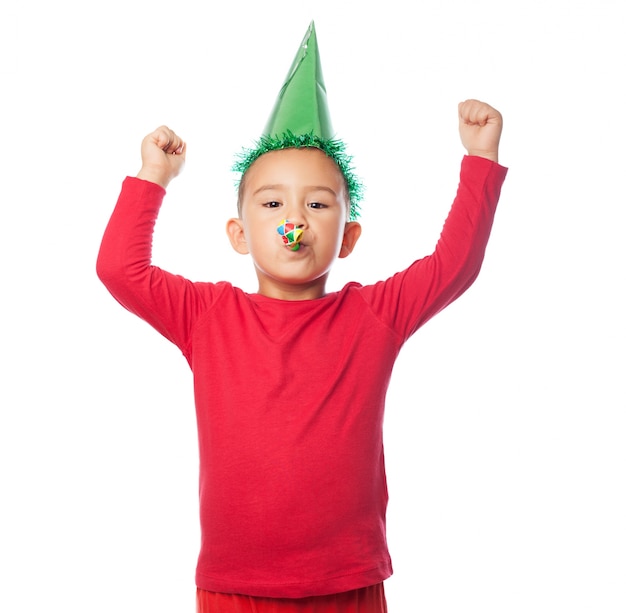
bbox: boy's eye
[308,202,327,209]
[263,201,281,208]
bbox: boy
[97,22,506,613]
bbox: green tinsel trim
[232,131,363,221]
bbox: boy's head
[227,146,361,299]
[228,21,363,299]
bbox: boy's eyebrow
[252,184,338,197]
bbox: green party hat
[263,21,334,140]
[233,21,363,220]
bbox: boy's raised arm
[96,126,210,351]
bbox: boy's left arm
[360,100,506,339]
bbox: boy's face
[227,148,361,300]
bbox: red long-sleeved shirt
[97,155,507,598]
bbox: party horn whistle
[277,219,303,251]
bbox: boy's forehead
[246,148,345,187]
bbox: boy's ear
[226,218,249,254]
[339,221,362,259]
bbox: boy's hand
[136,126,186,188]
[458,100,502,163]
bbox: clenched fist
[136,126,186,188]
[458,100,502,163]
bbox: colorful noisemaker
[277,219,304,251]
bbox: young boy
[97,22,506,613]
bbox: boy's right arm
[96,127,211,351]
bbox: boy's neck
[256,276,329,301]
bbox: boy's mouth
[285,242,306,251]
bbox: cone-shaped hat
[233,21,362,220]
[263,22,334,140]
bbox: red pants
[196,584,388,613]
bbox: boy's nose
[282,203,307,226]
[292,221,306,234]
[283,215,305,229]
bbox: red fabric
[196,584,387,613]
[97,156,506,598]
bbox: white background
[1,1,624,611]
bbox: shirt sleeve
[358,156,508,341]
[96,177,221,352]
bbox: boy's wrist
[466,149,499,164]
[136,166,171,189]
